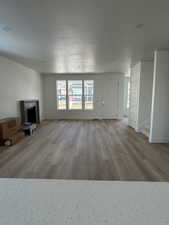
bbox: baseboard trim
[44,117,119,120]
[149,137,169,143]
[44,118,120,121]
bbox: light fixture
[136,24,144,29]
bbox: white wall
[123,77,130,116]
[0,56,43,120]
[42,73,124,120]
[129,61,153,133]
[137,61,154,132]
[150,50,169,143]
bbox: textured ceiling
[0,0,169,74]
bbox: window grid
[56,80,94,110]
[57,80,67,110]
[68,80,82,110]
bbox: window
[57,80,67,110]
[56,80,94,110]
[84,80,94,110]
[68,80,82,110]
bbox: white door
[101,79,119,119]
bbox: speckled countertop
[0,179,169,225]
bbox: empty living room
[0,0,169,224]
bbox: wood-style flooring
[0,120,169,181]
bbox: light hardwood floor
[0,120,169,181]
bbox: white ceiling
[0,0,169,74]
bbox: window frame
[68,80,83,110]
[56,80,94,111]
[84,80,94,110]
[56,80,67,111]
